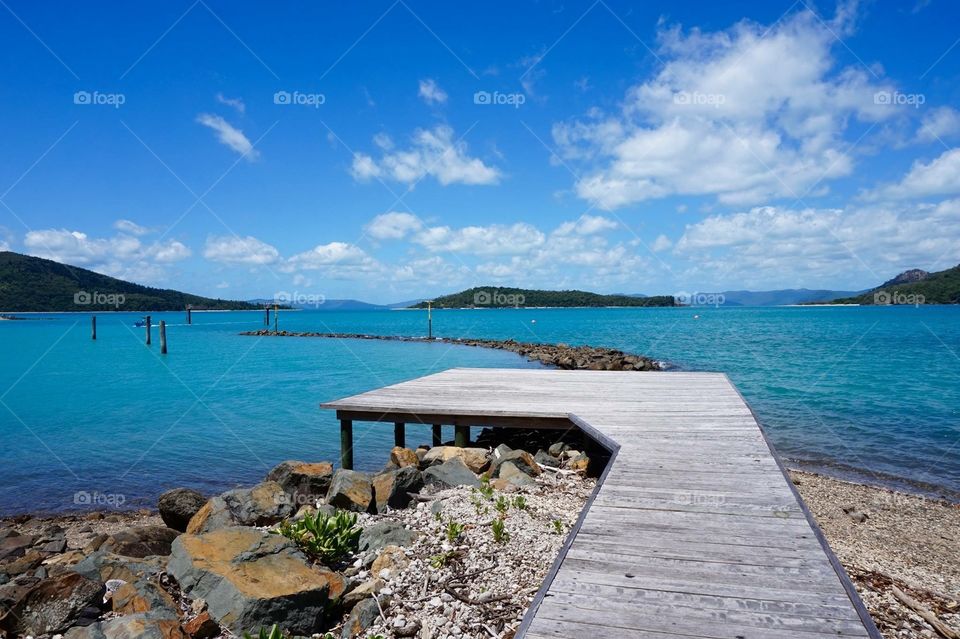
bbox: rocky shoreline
[0,430,595,639]
[238,331,662,372]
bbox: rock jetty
[240,331,662,372]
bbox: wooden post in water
[264,306,270,326]
[455,425,469,447]
[145,315,151,345]
[273,304,278,333]
[432,424,442,447]
[340,419,353,470]
[159,321,167,354]
[186,306,192,325]
[427,300,432,339]
[394,422,405,448]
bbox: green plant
[274,510,361,563]
[551,519,564,534]
[430,550,455,568]
[491,518,509,543]
[478,476,494,500]
[445,519,465,543]
[470,493,489,516]
[495,495,510,516]
[242,625,284,639]
[513,495,527,510]
[434,511,443,522]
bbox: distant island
[409,286,676,309]
[0,251,259,312]
[817,264,960,305]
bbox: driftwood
[891,586,960,639]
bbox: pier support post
[394,422,405,448]
[432,424,442,447]
[186,306,192,325]
[340,419,353,470]
[160,321,167,354]
[455,425,469,447]
[264,306,270,326]
[91,316,96,340]
[145,316,151,345]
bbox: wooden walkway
[322,368,881,639]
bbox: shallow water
[1,305,958,513]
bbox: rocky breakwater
[0,433,596,638]
[240,330,662,372]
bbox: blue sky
[1,0,959,303]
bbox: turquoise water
[1,306,958,513]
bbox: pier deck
[322,368,880,639]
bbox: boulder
[371,545,409,579]
[534,450,561,468]
[325,470,373,512]
[0,533,34,562]
[111,578,178,619]
[267,460,334,507]
[498,462,536,486]
[422,446,490,473]
[389,446,420,468]
[342,596,389,639]
[182,611,220,639]
[548,441,571,457]
[72,551,166,585]
[423,457,481,489]
[341,577,384,609]
[358,522,418,553]
[187,481,294,533]
[101,526,180,558]
[567,452,590,473]
[372,466,423,512]
[167,526,346,635]
[158,488,207,532]
[64,613,186,639]
[0,571,104,636]
[490,450,542,478]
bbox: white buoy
[531,319,537,324]
[693,314,700,319]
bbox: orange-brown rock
[389,446,420,468]
[422,446,490,473]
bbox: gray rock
[325,470,374,512]
[358,521,418,553]
[188,481,295,533]
[498,462,536,486]
[0,571,105,636]
[71,551,165,585]
[341,596,390,639]
[158,487,207,532]
[490,450,542,478]
[423,457,480,489]
[267,460,334,508]
[548,441,571,457]
[534,450,561,468]
[372,466,424,512]
[100,526,180,558]
[64,613,186,639]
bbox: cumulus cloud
[651,234,673,252]
[552,6,897,209]
[114,219,150,236]
[866,148,960,200]
[418,79,448,105]
[364,212,423,240]
[351,126,500,186]
[917,107,960,143]
[554,215,618,236]
[196,113,259,161]
[285,242,381,278]
[203,235,279,265]
[413,223,545,256]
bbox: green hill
[410,286,676,309]
[0,251,259,312]
[825,264,960,305]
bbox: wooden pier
[322,368,881,639]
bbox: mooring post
[186,306,192,325]
[159,320,167,354]
[340,419,353,470]
[264,306,269,326]
[432,424,442,447]
[394,422,405,448]
[273,304,278,332]
[427,300,433,339]
[145,315,151,345]
[455,425,470,447]
[91,315,96,340]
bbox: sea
[1,305,958,514]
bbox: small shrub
[478,476,494,500]
[551,519,564,534]
[445,520,465,543]
[274,510,360,563]
[512,495,527,510]
[491,518,509,543]
[495,495,510,516]
[242,625,284,639]
[430,550,455,568]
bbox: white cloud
[365,212,423,240]
[867,148,960,200]
[413,223,545,256]
[216,93,246,114]
[351,125,500,186]
[917,107,960,143]
[418,79,448,105]
[114,219,150,236]
[552,6,897,209]
[203,235,279,265]
[0,240,9,251]
[285,242,381,278]
[651,234,673,252]
[196,113,259,161]
[149,240,191,263]
[554,215,618,236]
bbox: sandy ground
[792,470,960,638]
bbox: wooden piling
[455,425,469,447]
[394,422,405,448]
[432,424,442,446]
[264,306,270,326]
[340,419,353,470]
[159,320,167,354]
[145,315,151,345]
[91,315,96,340]
[186,306,192,325]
